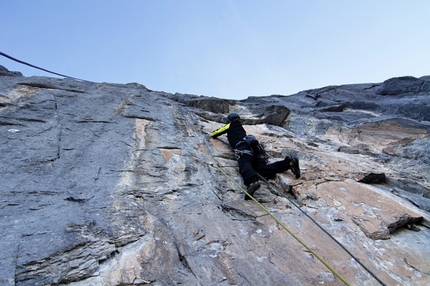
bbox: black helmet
[227,113,240,123]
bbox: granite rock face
[1,66,429,285]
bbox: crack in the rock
[18,82,85,93]
[221,204,258,221]
[174,242,196,279]
[76,120,111,123]
[53,95,61,162]
[0,116,46,124]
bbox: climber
[210,113,300,200]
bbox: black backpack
[243,135,269,163]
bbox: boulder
[376,76,430,95]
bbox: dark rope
[0,51,91,82]
[256,173,387,286]
[215,164,351,285]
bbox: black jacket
[211,121,247,149]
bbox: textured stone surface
[1,66,429,285]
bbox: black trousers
[236,142,258,186]
[238,153,258,186]
[236,143,288,186]
[254,155,288,180]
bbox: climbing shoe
[284,156,301,179]
[290,157,300,179]
[245,181,260,200]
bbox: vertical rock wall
[1,68,429,285]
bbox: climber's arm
[210,123,230,138]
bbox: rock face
[1,66,429,285]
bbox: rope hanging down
[255,173,386,286]
[215,164,352,286]
[0,51,90,82]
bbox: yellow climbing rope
[216,164,352,286]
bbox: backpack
[243,135,269,163]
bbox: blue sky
[1,1,429,99]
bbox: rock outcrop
[1,66,429,285]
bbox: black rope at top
[0,51,91,82]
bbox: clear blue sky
[1,1,429,99]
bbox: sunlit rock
[1,66,429,285]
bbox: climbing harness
[0,51,91,82]
[215,164,352,286]
[234,148,253,156]
[214,163,387,286]
[234,138,269,163]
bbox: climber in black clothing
[211,113,300,200]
